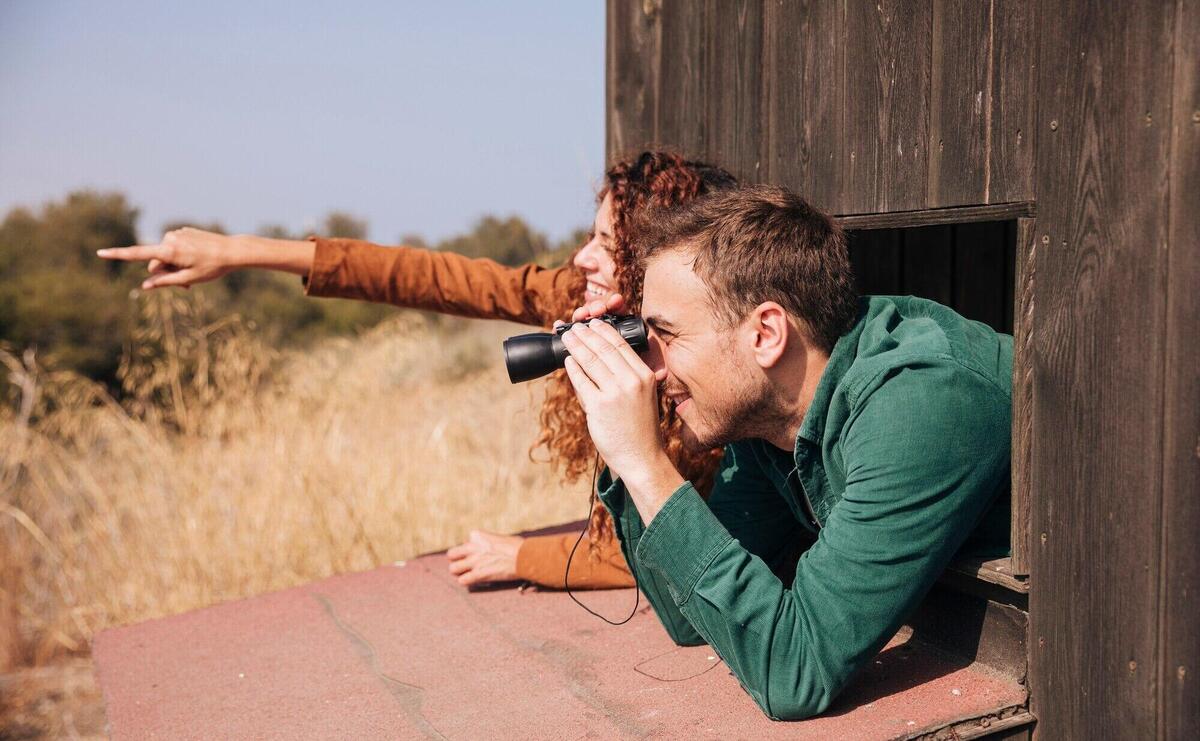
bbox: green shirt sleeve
[597,444,802,646]
[617,362,1011,720]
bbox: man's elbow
[759,677,836,721]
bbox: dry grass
[0,294,584,676]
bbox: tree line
[0,190,586,388]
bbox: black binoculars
[503,314,650,383]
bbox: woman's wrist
[233,235,316,276]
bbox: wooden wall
[1030,2,1197,738]
[607,1,1199,738]
[607,0,1035,214]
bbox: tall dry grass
[0,292,585,669]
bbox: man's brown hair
[633,184,860,352]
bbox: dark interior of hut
[847,221,1016,336]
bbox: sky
[0,1,605,244]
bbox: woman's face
[573,193,620,302]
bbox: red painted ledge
[94,550,1026,739]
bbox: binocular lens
[503,315,649,384]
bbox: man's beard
[667,374,794,450]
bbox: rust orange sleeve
[303,236,575,327]
[515,532,635,590]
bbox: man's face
[641,249,769,449]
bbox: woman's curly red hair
[532,151,737,546]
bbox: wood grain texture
[928,0,992,206]
[654,0,707,157]
[987,0,1036,203]
[762,0,845,210]
[1027,2,1175,738]
[1010,218,1034,576]
[844,0,932,213]
[607,0,661,158]
[1161,1,1200,737]
[834,202,1034,230]
[703,0,765,183]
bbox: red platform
[94,551,1027,739]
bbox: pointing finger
[96,245,169,262]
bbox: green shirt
[599,296,1013,720]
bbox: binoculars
[503,314,650,383]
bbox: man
[558,185,1012,720]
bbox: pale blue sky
[0,1,605,243]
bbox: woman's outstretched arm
[98,228,576,328]
[304,236,575,327]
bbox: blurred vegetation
[0,190,585,390]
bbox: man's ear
[747,302,790,369]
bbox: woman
[98,151,735,589]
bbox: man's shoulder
[840,296,1014,406]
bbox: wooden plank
[762,0,845,210]
[953,221,1007,332]
[948,557,1029,595]
[927,0,993,206]
[987,0,1036,203]
[960,715,1034,740]
[848,228,903,296]
[703,0,765,183]
[1161,1,1200,737]
[834,202,1034,231]
[1027,2,1175,738]
[1009,218,1034,576]
[901,224,953,306]
[606,0,662,158]
[654,0,707,156]
[843,0,932,213]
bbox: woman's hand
[446,530,524,586]
[97,227,241,290]
[570,291,627,323]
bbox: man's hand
[560,310,683,524]
[446,530,523,586]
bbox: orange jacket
[303,237,635,589]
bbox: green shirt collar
[795,299,870,449]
